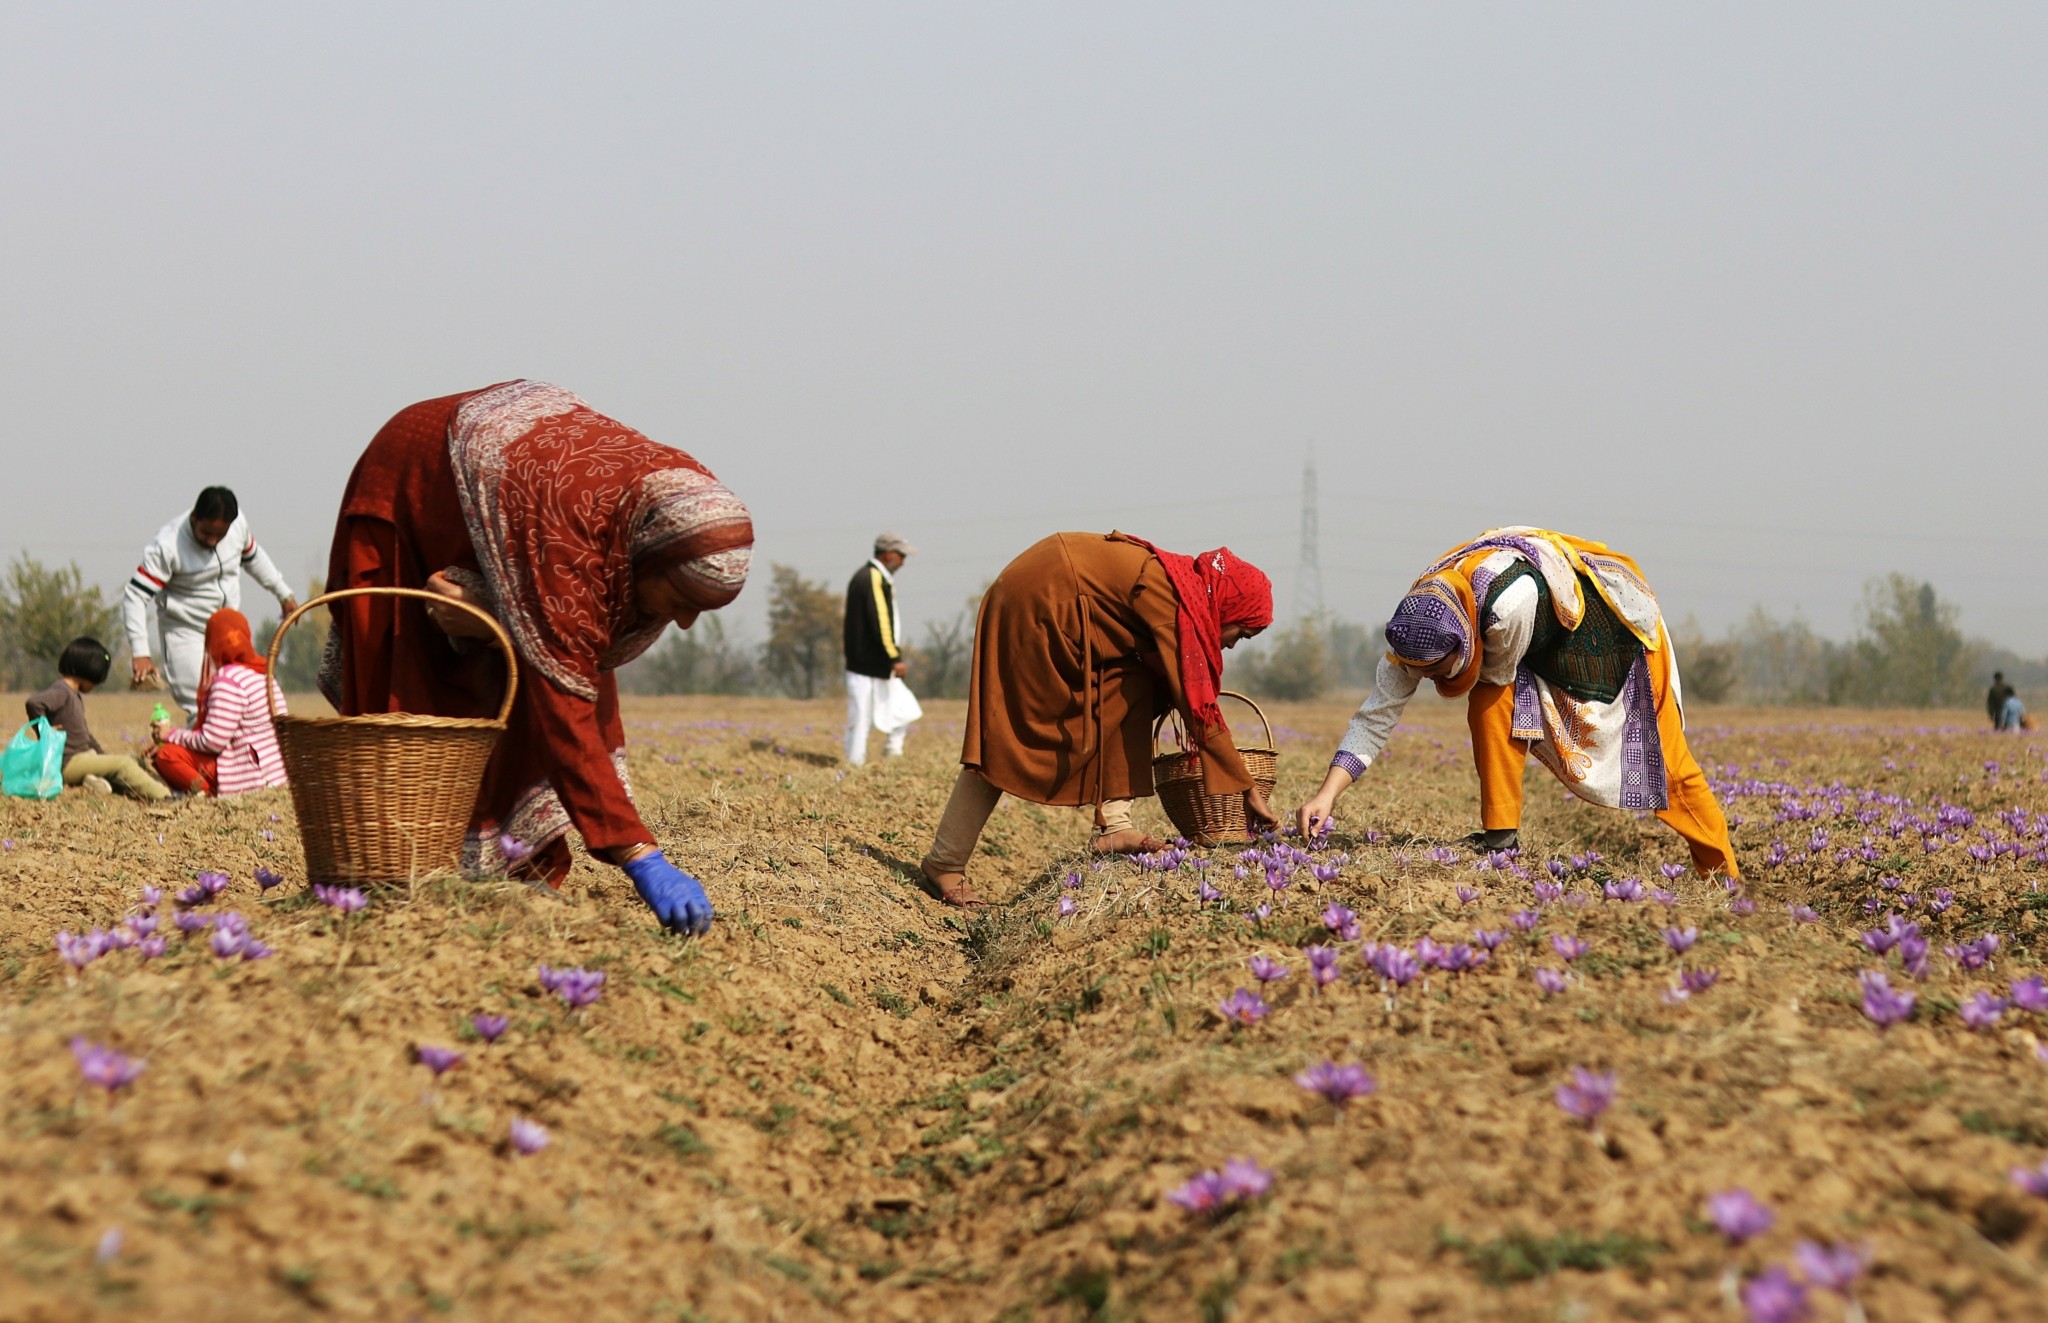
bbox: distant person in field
[123,485,299,721]
[920,533,1277,908]
[23,638,171,800]
[843,532,922,765]
[148,609,288,797]
[1296,527,1738,879]
[323,381,753,937]
[1988,672,2024,730]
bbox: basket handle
[265,587,521,725]
[1151,689,1276,755]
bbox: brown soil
[2,692,2045,1320]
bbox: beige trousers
[64,753,172,801]
[921,768,1134,874]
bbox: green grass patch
[1439,1226,1667,1286]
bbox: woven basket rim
[276,712,506,733]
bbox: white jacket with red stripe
[122,511,295,656]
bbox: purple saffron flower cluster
[509,1117,550,1155]
[314,885,369,914]
[1364,944,1421,989]
[1858,971,1915,1028]
[55,929,111,970]
[416,1045,464,1076]
[1294,1060,1375,1107]
[70,1038,145,1094]
[472,1014,510,1043]
[1217,988,1270,1026]
[1533,967,1568,996]
[1785,904,1819,923]
[1602,877,1644,903]
[537,964,606,1009]
[1945,932,2000,971]
[1166,1157,1273,1215]
[1304,944,1342,990]
[1740,1266,1808,1323]
[1706,1188,1774,1243]
[1553,1066,1616,1127]
[1958,991,2009,1031]
[1319,903,1358,941]
[2010,976,2048,1013]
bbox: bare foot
[919,866,989,910]
[1090,829,1168,856]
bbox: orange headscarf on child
[195,609,268,724]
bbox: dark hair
[192,486,239,524]
[1994,671,2005,681]
[59,637,112,685]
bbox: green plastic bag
[2,717,66,800]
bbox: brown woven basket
[267,587,517,886]
[1152,690,1278,847]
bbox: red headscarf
[1116,535,1273,740]
[196,608,267,724]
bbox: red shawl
[1117,535,1273,740]
[447,381,754,701]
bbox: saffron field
[3,692,2046,1321]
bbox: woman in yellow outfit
[1296,527,1737,878]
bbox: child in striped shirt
[149,610,288,797]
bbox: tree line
[2,551,2035,709]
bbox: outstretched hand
[1297,790,1339,841]
[621,849,715,936]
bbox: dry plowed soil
[3,693,2046,1320]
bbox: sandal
[919,866,989,910]
[1090,828,1168,856]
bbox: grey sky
[4,3,2043,657]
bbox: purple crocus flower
[1510,909,1541,932]
[1602,878,1643,903]
[175,885,210,907]
[1550,934,1588,962]
[126,913,158,940]
[70,1038,145,1093]
[472,1014,510,1043]
[96,1226,123,1265]
[1792,1241,1868,1297]
[1859,970,1915,1028]
[254,867,284,891]
[1740,1266,1811,1323]
[1651,888,1679,907]
[1533,967,1568,996]
[138,886,161,909]
[1729,896,1756,916]
[54,930,106,971]
[1197,879,1223,904]
[1705,1188,1775,1243]
[173,910,212,935]
[538,965,606,1009]
[1167,1170,1230,1214]
[1218,1156,1273,1201]
[499,833,533,864]
[1294,1060,1376,1107]
[1472,929,1509,951]
[1414,936,1448,969]
[1958,991,2008,1031]
[1319,903,1358,941]
[314,885,368,914]
[1680,968,1719,994]
[2012,1160,2048,1198]
[1859,927,1898,955]
[509,1117,550,1155]
[1927,888,1954,914]
[1058,894,1079,917]
[196,871,230,897]
[1217,988,1270,1026]
[1946,933,2001,971]
[1248,955,1289,984]
[1368,946,1421,988]
[208,927,246,960]
[238,938,273,961]
[1455,886,1481,906]
[1533,880,1563,903]
[136,935,168,960]
[416,1045,464,1076]
[2009,976,2048,1013]
[1785,904,1819,923]
[1553,1066,1616,1127]
[1662,926,1698,954]
[1658,863,1688,883]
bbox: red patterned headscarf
[1116,535,1273,740]
[448,381,755,700]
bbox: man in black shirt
[844,533,920,764]
[1988,672,2019,730]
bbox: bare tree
[761,564,841,699]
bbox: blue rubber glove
[621,850,714,936]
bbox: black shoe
[1463,829,1519,854]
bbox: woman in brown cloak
[919,532,1277,908]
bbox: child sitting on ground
[24,638,172,800]
[148,608,288,797]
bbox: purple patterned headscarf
[1385,588,1469,668]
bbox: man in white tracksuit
[843,533,921,765]
[123,486,298,721]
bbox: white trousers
[845,672,910,764]
[158,625,208,722]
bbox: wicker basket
[267,587,517,886]
[1152,690,1278,846]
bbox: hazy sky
[5,3,2044,658]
